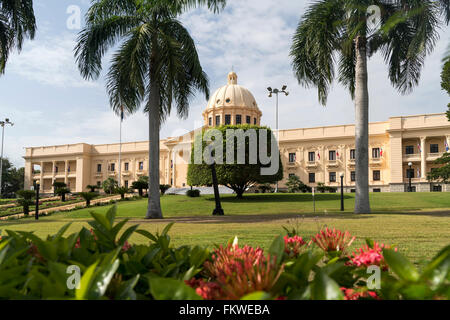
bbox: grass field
[1,193,449,267]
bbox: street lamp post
[267,86,289,193]
[408,162,413,192]
[211,163,224,216]
[340,173,344,211]
[0,118,14,198]
[35,180,40,220]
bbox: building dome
[203,72,262,127]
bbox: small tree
[52,182,67,196]
[442,58,450,120]
[115,187,129,200]
[86,185,99,193]
[16,190,35,216]
[188,125,283,199]
[131,176,148,197]
[428,153,450,183]
[160,185,171,196]
[259,183,274,194]
[55,187,70,202]
[102,178,118,195]
[79,192,97,207]
[286,175,311,193]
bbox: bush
[160,184,171,195]
[0,209,448,300]
[115,186,129,200]
[258,183,274,193]
[316,182,336,193]
[131,176,148,197]
[16,190,36,216]
[79,192,98,207]
[186,189,200,197]
[285,175,312,193]
[102,178,118,195]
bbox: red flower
[185,278,223,300]
[121,241,131,252]
[311,228,355,253]
[284,235,306,257]
[347,242,395,271]
[340,287,380,300]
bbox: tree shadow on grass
[207,193,352,203]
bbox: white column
[171,151,176,187]
[420,136,426,179]
[39,161,44,188]
[64,160,69,185]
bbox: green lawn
[1,193,449,267]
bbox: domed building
[202,72,262,127]
[24,71,450,194]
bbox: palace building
[23,72,450,194]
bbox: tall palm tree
[0,0,36,74]
[291,0,450,213]
[75,0,226,219]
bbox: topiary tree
[115,186,129,200]
[16,190,35,216]
[86,184,100,193]
[286,175,312,193]
[102,178,118,195]
[160,184,171,196]
[55,187,70,202]
[52,182,67,196]
[131,176,148,197]
[79,192,98,207]
[187,125,283,199]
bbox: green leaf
[90,212,112,231]
[149,277,201,300]
[161,222,175,237]
[0,239,11,265]
[365,238,375,249]
[269,234,285,265]
[54,223,72,239]
[241,291,272,300]
[105,205,117,227]
[310,270,344,300]
[76,260,100,300]
[116,274,140,300]
[117,224,139,246]
[383,249,420,282]
[135,229,158,242]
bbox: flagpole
[118,107,123,188]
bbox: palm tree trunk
[145,47,163,219]
[354,36,371,214]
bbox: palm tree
[75,0,226,219]
[291,0,450,213]
[0,0,36,74]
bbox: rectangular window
[329,172,336,182]
[225,114,231,125]
[350,149,356,160]
[125,180,129,188]
[373,188,381,193]
[289,173,295,178]
[97,181,101,187]
[110,163,115,172]
[97,164,102,173]
[372,148,380,159]
[308,152,315,162]
[309,173,315,183]
[406,168,414,179]
[55,166,58,173]
[329,151,336,161]
[289,153,296,163]
[139,162,144,171]
[351,171,356,182]
[254,118,257,125]
[373,170,381,181]
[430,144,439,153]
[216,115,220,126]
[236,114,242,124]
[124,163,129,171]
[405,146,414,155]
[246,116,251,124]
[432,185,442,192]
[208,117,212,126]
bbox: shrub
[115,186,129,200]
[285,175,312,193]
[186,189,200,197]
[131,176,148,197]
[79,192,98,207]
[86,185,100,193]
[258,183,274,193]
[102,178,118,195]
[16,190,36,216]
[160,184,171,195]
[55,187,70,202]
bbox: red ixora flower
[200,243,284,300]
[311,228,355,253]
[185,278,223,300]
[347,242,396,271]
[340,287,380,300]
[284,235,306,257]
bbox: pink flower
[121,241,131,252]
[284,235,306,257]
[185,278,223,300]
[311,228,355,253]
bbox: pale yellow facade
[23,72,450,194]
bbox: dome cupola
[203,72,262,127]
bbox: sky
[0,0,449,168]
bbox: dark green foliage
[427,153,450,183]
[316,182,337,193]
[55,187,70,202]
[131,176,148,197]
[186,189,200,197]
[159,184,171,196]
[102,178,118,195]
[115,187,129,200]
[187,125,283,198]
[86,185,100,193]
[79,192,98,207]
[0,158,24,198]
[286,175,312,193]
[16,190,35,216]
[258,183,274,193]
[442,58,450,120]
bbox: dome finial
[227,71,237,85]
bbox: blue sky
[0,0,449,167]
